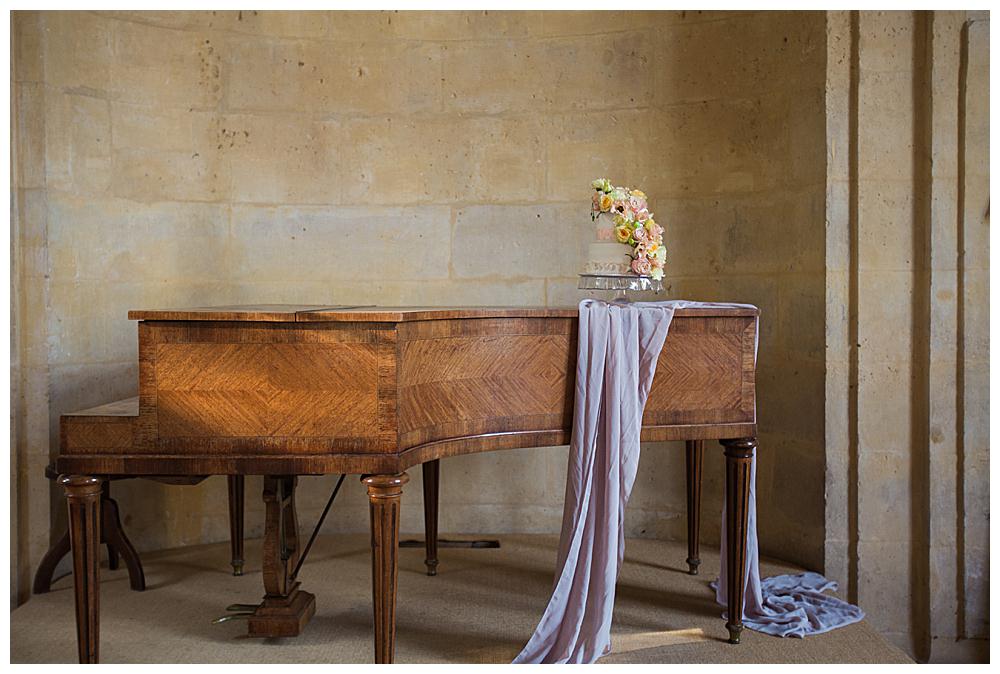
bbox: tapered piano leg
[227,475,245,576]
[364,473,409,664]
[422,460,439,576]
[720,438,755,645]
[60,475,103,664]
[684,440,704,575]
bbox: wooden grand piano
[55,304,759,663]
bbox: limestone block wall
[823,10,990,662]
[11,10,830,608]
[650,11,829,572]
[9,11,990,664]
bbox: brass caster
[231,562,244,576]
[726,623,743,644]
[425,560,438,577]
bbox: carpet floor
[11,533,912,664]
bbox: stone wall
[10,9,989,664]
[823,10,990,662]
[11,8,828,604]
[652,11,829,572]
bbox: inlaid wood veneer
[56,304,759,664]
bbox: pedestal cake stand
[578,273,664,301]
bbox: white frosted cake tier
[583,242,632,275]
[583,224,633,275]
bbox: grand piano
[55,304,759,663]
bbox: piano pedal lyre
[240,475,316,638]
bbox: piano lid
[128,304,759,322]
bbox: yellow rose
[599,194,613,212]
[630,189,646,198]
[614,225,631,243]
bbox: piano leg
[721,437,755,644]
[684,440,704,575]
[422,460,439,576]
[363,473,410,664]
[59,475,103,664]
[227,475,245,576]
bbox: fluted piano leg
[227,475,245,576]
[685,440,703,575]
[364,473,409,664]
[422,460,439,576]
[60,475,103,664]
[721,437,755,645]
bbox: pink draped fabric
[512,299,675,663]
[514,299,863,664]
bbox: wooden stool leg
[101,494,145,591]
[106,543,120,571]
[227,475,245,576]
[685,440,704,575]
[721,438,755,645]
[60,475,103,664]
[33,529,71,594]
[364,473,409,664]
[422,460,439,576]
[101,483,119,571]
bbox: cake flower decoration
[590,178,665,280]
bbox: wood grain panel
[643,316,755,426]
[63,308,757,470]
[139,321,384,451]
[62,421,134,452]
[400,335,571,386]
[155,343,375,392]
[397,323,574,448]
[61,398,138,455]
[152,321,380,344]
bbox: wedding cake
[583,222,633,275]
[583,178,665,279]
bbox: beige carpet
[11,533,912,664]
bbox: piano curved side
[58,311,757,477]
[395,314,756,471]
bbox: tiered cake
[583,178,665,280]
[583,223,633,275]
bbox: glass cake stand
[578,273,664,301]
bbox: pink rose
[631,257,652,275]
[632,225,648,242]
[650,223,664,238]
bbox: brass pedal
[212,603,258,624]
